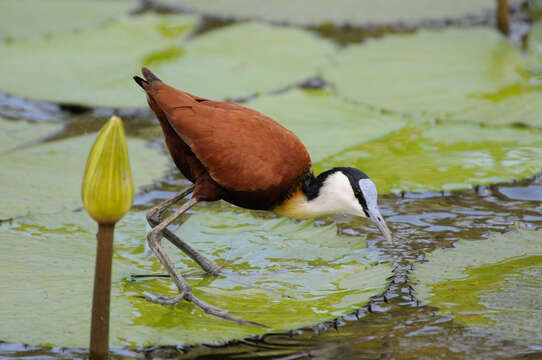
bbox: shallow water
[1,2,541,359]
[1,170,540,359]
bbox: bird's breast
[273,186,312,219]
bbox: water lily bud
[82,116,134,224]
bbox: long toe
[185,292,268,328]
[142,291,185,305]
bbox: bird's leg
[146,186,222,276]
[146,198,265,327]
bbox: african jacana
[134,67,392,326]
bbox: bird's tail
[133,67,162,90]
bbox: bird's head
[282,167,393,244]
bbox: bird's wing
[147,82,311,192]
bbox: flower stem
[497,0,509,35]
[90,223,115,360]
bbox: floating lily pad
[0,116,62,153]
[527,20,542,80]
[0,0,135,40]
[0,208,391,347]
[322,123,542,194]
[411,229,542,344]
[247,89,406,163]
[323,27,542,127]
[0,118,169,219]
[0,14,198,108]
[156,22,334,100]
[0,18,333,108]
[457,86,542,127]
[154,0,515,26]
[530,0,542,21]
[530,21,542,59]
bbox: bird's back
[135,69,312,210]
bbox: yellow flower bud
[82,116,134,224]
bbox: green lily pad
[526,20,542,80]
[0,209,391,347]
[0,0,135,41]
[155,22,334,100]
[0,118,170,219]
[154,0,516,26]
[0,13,198,108]
[321,123,542,194]
[323,27,542,127]
[0,18,333,108]
[0,116,62,153]
[530,0,542,21]
[456,86,542,127]
[411,229,542,344]
[247,89,406,163]
[530,21,542,59]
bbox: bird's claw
[146,207,161,227]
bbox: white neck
[275,172,365,219]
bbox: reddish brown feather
[138,70,312,210]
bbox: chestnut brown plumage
[135,69,311,210]
[134,67,392,326]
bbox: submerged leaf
[0,0,134,40]
[411,229,542,344]
[154,0,518,26]
[323,27,542,127]
[0,209,391,347]
[323,123,542,193]
[247,89,406,163]
[0,118,169,219]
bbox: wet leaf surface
[0,117,169,219]
[247,90,542,193]
[411,229,542,343]
[0,116,62,153]
[155,22,334,100]
[323,27,542,127]
[0,13,198,108]
[1,2,542,359]
[0,18,334,108]
[529,20,542,60]
[0,173,540,358]
[152,0,517,27]
[527,20,542,81]
[247,89,406,163]
[0,0,135,40]
[321,123,542,193]
[0,208,391,347]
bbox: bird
[133,67,392,326]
